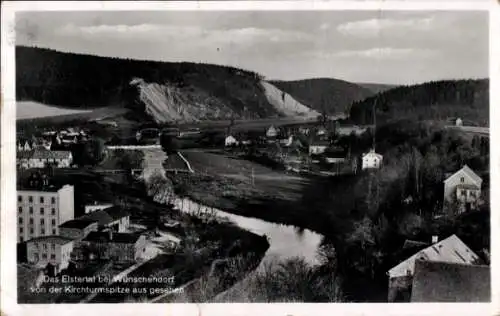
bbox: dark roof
[411,260,490,302]
[80,207,129,226]
[26,235,74,245]
[83,231,141,244]
[59,218,98,229]
[18,183,72,192]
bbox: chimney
[108,229,113,241]
[432,235,438,244]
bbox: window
[460,177,464,183]
[50,254,56,260]
[51,219,56,226]
[52,229,56,235]
[18,196,22,202]
[18,207,22,214]
[43,244,47,250]
[461,190,466,196]
[40,218,45,225]
[18,217,23,224]
[19,227,23,234]
[41,228,45,235]
[51,244,55,250]
[40,208,44,215]
[40,197,44,203]
[28,196,33,203]
[29,207,33,214]
[42,253,47,259]
[20,237,24,243]
[51,208,56,215]
[29,218,33,225]
[51,197,56,204]
[29,228,34,235]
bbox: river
[136,147,324,300]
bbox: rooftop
[411,260,490,302]
[83,231,141,244]
[26,235,74,245]
[80,206,129,226]
[59,218,98,229]
[18,183,72,192]
[388,234,482,278]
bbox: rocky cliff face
[131,78,319,124]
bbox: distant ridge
[270,78,376,115]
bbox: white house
[362,149,383,170]
[443,165,482,214]
[225,135,239,147]
[266,125,278,138]
[456,118,463,126]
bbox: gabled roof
[445,165,482,185]
[411,260,490,302]
[80,207,129,227]
[388,234,481,278]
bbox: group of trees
[349,79,489,126]
[16,46,275,120]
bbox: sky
[15,10,488,85]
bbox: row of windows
[18,196,56,204]
[19,227,57,236]
[33,253,56,260]
[18,217,57,226]
[18,207,56,215]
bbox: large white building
[362,149,383,170]
[17,184,75,243]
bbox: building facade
[362,149,383,170]
[17,149,73,169]
[17,184,75,243]
[80,231,146,263]
[443,165,482,214]
[26,236,74,273]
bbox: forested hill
[349,79,489,126]
[270,78,375,115]
[16,46,318,123]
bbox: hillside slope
[349,79,489,126]
[356,83,396,94]
[270,78,375,115]
[16,46,317,124]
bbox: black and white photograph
[1,1,495,310]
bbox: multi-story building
[17,184,74,243]
[26,235,74,274]
[79,230,146,263]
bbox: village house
[84,202,114,214]
[266,125,278,139]
[80,206,130,232]
[387,234,482,302]
[17,148,73,169]
[59,218,99,240]
[26,235,74,275]
[361,149,383,170]
[79,230,147,263]
[309,140,330,155]
[443,165,482,214]
[455,117,463,126]
[17,183,75,243]
[224,135,239,147]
